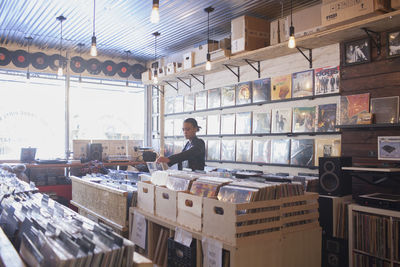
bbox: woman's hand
[156,156,170,163]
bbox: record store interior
[1,0,400,266]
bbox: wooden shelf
[353,249,392,262]
[144,10,400,86]
[206,160,318,169]
[165,131,341,139]
[336,123,400,129]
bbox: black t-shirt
[167,136,205,171]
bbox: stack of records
[189,177,233,198]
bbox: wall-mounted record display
[131,63,146,79]
[117,62,130,78]
[49,54,66,71]
[102,60,117,76]
[0,47,12,66]
[70,56,86,73]
[31,52,48,70]
[12,50,30,68]
[86,58,102,75]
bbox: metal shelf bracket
[362,27,381,56]
[190,74,205,89]
[177,77,191,89]
[244,59,261,78]
[296,46,313,69]
[223,64,240,82]
[165,81,178,91]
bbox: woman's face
[182,122,197,140]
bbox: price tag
[132,211,147,249]
[202,237,222,267]
[174,227,192,247]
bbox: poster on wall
[314,66,340,95]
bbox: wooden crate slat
[236,209,281,223]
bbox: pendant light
[288,0,296,49]
[150,0,160,24]
[204,6,214,71]
[25,36,33,80]
[152,32,160,85]
[90,0,97,56]
[57,15,66,76]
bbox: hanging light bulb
[56,15,66,77]
[288,0,296,49]
[150,0,160,24]
[204,6,214,71]
[205,53,212,71]
[90,0,97,56]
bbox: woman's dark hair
[184,118,202,132]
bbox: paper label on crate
[132,211,147,249]
[231,38,245,54]
[174,227,192,247]
[202,237,223,267]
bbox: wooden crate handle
[185,199,193,207]
[213,206,224,215]
[142,187,148,193]
[162,193,169,200]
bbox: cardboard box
[194,41,219,66]
[183,52,194,70]
[270,19,280,45]
[157,66,165,77]
[231,15,270,54]
[321,0,390,27]
[176,192,203,232]
[155,187,178,222]
[392,0,400,8]
[166,62,176,75]
[137,181,155,214]
[219,37,231,50]
[210,48,230,61]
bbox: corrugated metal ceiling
[0,0,321,62]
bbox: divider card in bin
[137,181,155,214]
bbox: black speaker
[143,151,157,162]
[322,235,348,267]
[319,157,352,196]
[88,143,102,161]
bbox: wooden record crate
[177,192,203,232]
[155,186,179,222]
[137,181,156,214]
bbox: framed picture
[378,136,400,160]
[388,30,400,58]
[343,38,371,66]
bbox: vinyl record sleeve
[184,93,195,112]
[117,62,131,78]
[86,58,102,75]
[236,82,252,105]
[315,138,341,166]
[190,181,220,197]
[31,52,49,70]
[173,118,183,136]
[252,110,271,134]
[314,66,340,95]
[252,78,270,103]
[371,96,399,124]
[340,93,370,125]
[378,136,400,160]
[208,88,221,109]
[70,56,86,73]
[271,108,292,133]
[292,106,316,133]
[271,139,290,164]
[164,141,174,157]
[0,47,12,66]
[290,139,314,166]
[317,103,337,132]
[220,114,236,135]
[195,116,207,135]
[218,185,258,203]
[102,60,117,76]
[235,112,252,134]
[292,70,314,98]
[195,90,207,110]
[221,140,236,161]
[221,85,236,107]
[207,140,221,161]
[173,140,185,155]
[174,95,184,113]
[207,115,220,135]
[252,139,271,163]
[271,74,291,100]
[164,119,174,136]
[236,140,252,162]
[165,97,175,114]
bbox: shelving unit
[164,131,342,138]
[337,123,400,129]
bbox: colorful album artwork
[236,112,252,134]
[195,116,207,135]
[271,139,290,164]
[208,88,221,109]
[371,96,399,124]
[221,85,236,107]
[317,103,337,132]
[236,140,252,162]
[207,140,221,161]
[271,108,292,133]
[164,140,174,157]
[340,93,370,125]
[174,95,184,113]
[271,74,291,100]
[315,138,341,166]
[221,140,236,161]
[292,107,316,133]
[195,90,207,110]
[190,181,220,198]
[165,97,175,114]
[221,113,236,135]
[218,185,258,203]
[173,118,183,136]
[173,140,185,155]
[236,82,252,105]
[252,110,271,134]
[152,97,159,114]
[207,114,220,135]
[292,70,314,98]
[314,66,340,95]
[165,119,174,136]
[290,139,315,167]
[252,139,271,163]
[184,93,195,112]
[252,78,270,103]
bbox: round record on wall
[70,56,86,73]
[102,60,117,76]
[117,62,130,78]
[0,47,12,66]
[49,54,67,71]
[86,58,101,75]
[131,63,146,79]
[12,50,30,68]
[31,52,49,70]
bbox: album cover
[184,93,195,112]
[217,185,259,203]
[315,138,341,166]
[378,136,400,160]
[292,70,314,98]
[207,114,220,135]
[207,140,221,161]
[195,90,207,110]
[340,93,370,125]
[271,108,292,133]
[271,74,291,100]
[174,118,183,136]
[252,110,271,134]
[221,85,236,107]
[236,112,252,134]
[165,97,175,114]
[221,140,236,161]
[208,88,221,109]
[292,106,316,133]
[152,97,159,114]
[220,113,236,135]
[195,116,207,135]
[252,139,271,163]
[314,66,340,95]
[166,176,192,191]
[164,141,174,157]
[174,95,184,113]
[165,119,174,136]
[371,96,399,124]
[252,78,270,103]
[236,140,252,162]
[189,181,220,198]
[236,82,252,105]
[317,103,337,132]
[271,139,290,164]
[174,140,185,155]
[290,139,314,166]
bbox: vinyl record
[102,60,117,76]
[117,62,130,78]
[70,56,86,73]
[0,47,12,66]
[12,50,30,68]
[86,58,101,75]
[31,52,49,70]
[49,54,66,71]
[131,63,146,79]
